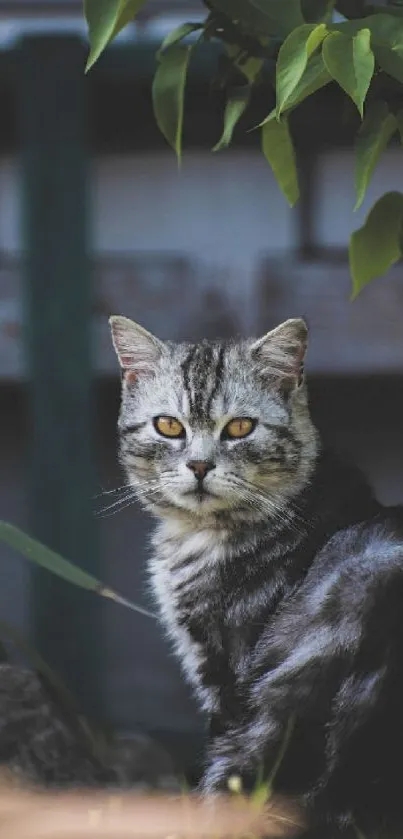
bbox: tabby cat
[110,315,403,838]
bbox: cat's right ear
[109,316,163,382]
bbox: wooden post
[17,35,102,721]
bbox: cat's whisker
[95,485,167,517]
[95,492,137,517]
[93,484,132,499]
[230,479,305,536]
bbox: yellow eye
[154,416,185,439]
[223,418,256,439]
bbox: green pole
[17,35,102,721]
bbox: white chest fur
[149,519,227,713]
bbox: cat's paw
[199,760,241,796]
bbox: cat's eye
[153,416,185,439]
[222,418,257,440]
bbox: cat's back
[310,506,403,608]
[252,507,403,683]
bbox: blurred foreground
[0,780,303,839]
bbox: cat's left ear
[109,316,164,382]
[250,318,308,393]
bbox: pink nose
[186,460,216,481]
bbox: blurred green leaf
[261,116,299,206]
[374,44,403,84]
[157,22,202,60]
[152,45,193,162]
[253,714,296,804]
[249,0,304,34]
[349,191,403,297]
[0,521,155,619]
[301,0,335,23]
[367,13,403,83]
[213,86,251,151]
[276,23,327,115]
[225,44,264,83]
[237,56,264,83]
[84,0,146,71]
[371,4,403,16]
[207,0,303,38]
[332,13,403,43]
[354,101,397,210]
[323,29,374,116]
[362,12,403,44]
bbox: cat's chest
[150,523,225,624]
[149,522,229,711]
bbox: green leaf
[364,12,403,45]
[0,521,155,619]
[224,44,263,83]
[331,13,403,81]
[366,13,403,83]
[354,102,397,210]
[84,0,146,71]
[349,191,403,297]
[374,44,403,84]
[152,45,192,163]
[301,0,335,23]
[207,0,303,38]
[276,23,327,115]
[249,0,304,34]
[281,52,332,111]
[260,53,331,127]
[261,116,299,206]
[323,29,374,116]
[266,714,296,796]
[213,87,251,151]
[332,13,403,40]
[238,57,264,83]
[371,4,403,17]
[156,22,202,60]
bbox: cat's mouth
[183,487,217,502]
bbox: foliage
[0,521,155,620]
[0,521,156,754]
[83,0,403,296]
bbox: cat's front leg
[201,715,276,795]
[200,729,248,795]
[202,701,289,795]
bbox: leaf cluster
[84,0,403,293]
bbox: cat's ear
[109,316,163,381]
[250,318,308,393]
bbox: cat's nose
[186,460,216,481]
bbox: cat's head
[110,317,319,523]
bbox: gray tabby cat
[110,315,403,838]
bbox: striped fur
[110,317,403,838]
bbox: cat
[110,315,403,838]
